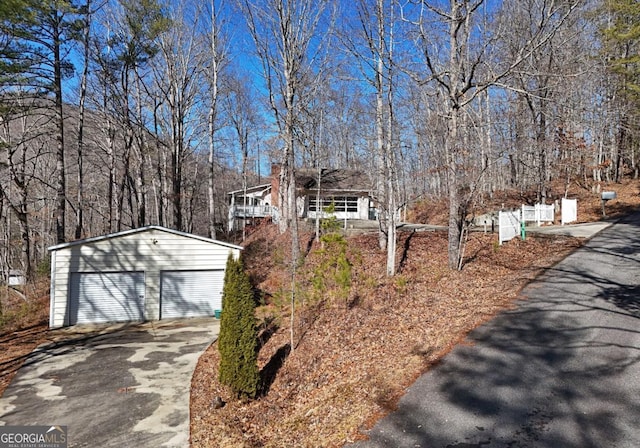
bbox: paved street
[349,212,640,447]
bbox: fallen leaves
[190,230,584,448]
[0,282,51,395]
[1,179,637,447]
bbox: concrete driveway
[0,318,219,447]
[349,211,640,447]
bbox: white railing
[499,210,521,245]
[228,205,279,232]
[522,203,554,226]
[231,205,273,218]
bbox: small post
[601,191,617,218]
[344,197,347,230]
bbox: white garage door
[69,272,145,325]
[160,270,224,319]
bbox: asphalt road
[348,211,640,448]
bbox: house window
[309,196,359,213]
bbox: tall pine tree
[600,0,640,181]
[602,0,640,95]
[0,0,35,84]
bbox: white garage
[160,270,225,319]
[69,271,146,325]
[48,226,242,328]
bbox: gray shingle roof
[295,169,373,192]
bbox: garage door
[69,272,145,325]
[160,270,224,319]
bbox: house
[228,167,375,231]
[227,183,275,231]
[48,226,242,328]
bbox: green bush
[319,202,342,235]
[311,204,352,306]
[36,256,51,277]
[218,254,260,399]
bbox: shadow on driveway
[348,212,640,448]
[0,318,219,448]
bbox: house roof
[226,168,373,196]
[296,169,373,192]
[48,225,244,252]
[227,183,272,196]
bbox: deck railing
[230,204,274,218]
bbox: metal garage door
[69,272,145,325]
[160,270,224,319]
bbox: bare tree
[0,97,51,280]
[598,0,640,182]
[407,0,581,269]
[91,0,168,231]
[74,0,92,239]
[241,0,332,349]
[242,0,330,238]
[152,2,205,231]
[205,0,228,239]
[339,0,401,275]
[223,72,258,241]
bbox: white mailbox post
[601,191,617,218]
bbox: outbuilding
[48,226,242,328]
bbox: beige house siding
[49,226,242,328]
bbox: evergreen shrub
[218,254,259,399]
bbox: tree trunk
[447,107,462,270]
[208,106,217,239]
[152,100,165,227]
[375,52,387,252]
[172,135,183,230]
[207,0,223,239]
[615,115,626,183]
[75,2,90,240]
[53,12,66,244]
[134,76,147,226]
[446,0,462,271]
[106,121,116,233]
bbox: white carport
[48,226,242,328]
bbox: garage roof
[48,225,244,252]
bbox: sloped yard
[0,280,51,395]
[190,229,583,447]
[1,180,638,447]
[190,180,640,447]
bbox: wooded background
[1,0,638,280]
